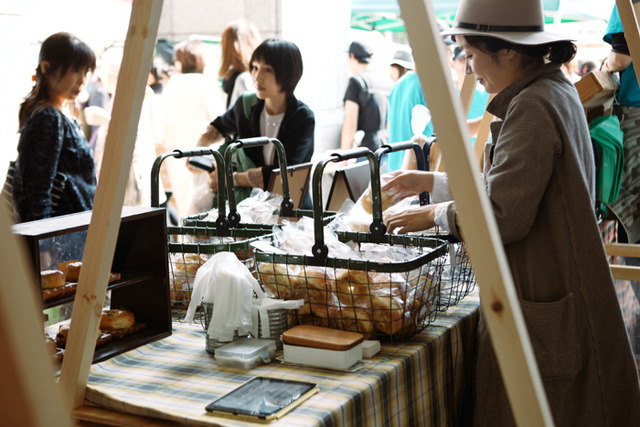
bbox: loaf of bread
[56,324,70,347]
[358,186,394,215]
[64,261,82,282]
[61,260,120,283]
[99,309,135,332]
[41,270,66,289]
[42,283,77,303]
[44,334,57,356]
[55,323,112,349]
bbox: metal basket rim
[254,234,448,272]
[168,225,272,253]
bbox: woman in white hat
[383,0,640,425]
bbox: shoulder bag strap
[50,110,68,214]
[355,74,370,105]
[242,92,259,120]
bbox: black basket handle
[375,141,429,206]
[421,136,439,205]
[223,137,294,226]
[310,148,385,264]
[151,148,230,235]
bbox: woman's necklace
[265,116,279,127]
[263,110,284,129]
[262,109,284,142]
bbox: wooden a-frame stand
[430,72,495,171]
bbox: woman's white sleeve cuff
[434,202,451,231]
[431,172,451,203]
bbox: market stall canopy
[351,0,614,31]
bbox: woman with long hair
[162,39,224,217]
[13,32,97,222]
[218,19,262,109]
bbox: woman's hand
[381,170,433,197]
[384,203,437,234]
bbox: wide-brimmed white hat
[441,0,573,45]
[391,49,414,69]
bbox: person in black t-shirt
[340,40,393,152]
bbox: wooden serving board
[282,325,364,351]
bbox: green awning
[350,0,610,32]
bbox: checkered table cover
[85,292,479,426]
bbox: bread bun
[336,307,374,338]
[358,186,394,215]
[64,261,82,282]
[56,323,110,348]
[100,309,135,331]
[63,261,120,284]
[44,334,57,356]
[56,324,70,347]
[41,270,65,289]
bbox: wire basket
[256,234,447,340]
[253,148,449,341]
[375,141,477,312]
[422,230,476,311]
[167,224,272,309]
[182,137,337,230]
[152,148,274,314]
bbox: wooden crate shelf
[12,206,171,365]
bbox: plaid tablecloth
[84,292,479,426]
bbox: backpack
[590,114,624,212]
[215,93,259,204]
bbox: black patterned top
[13,106,96,222]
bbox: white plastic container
[214,337,277,370]
[283,342,363,370]
[362,340,381,358]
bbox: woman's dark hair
[457,35,576,67]
[250,39,303,96]
[19,32,96,129]
[149,56,170,94]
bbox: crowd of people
[7,17,508,224]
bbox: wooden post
[397,0,553,425]
[459,73,477,117]
[606,243,640,280]
[432,73,479,172]
[617,0,640,86]
[58,0,163,412]
[473,95,496,169]
[0,196,71,426]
